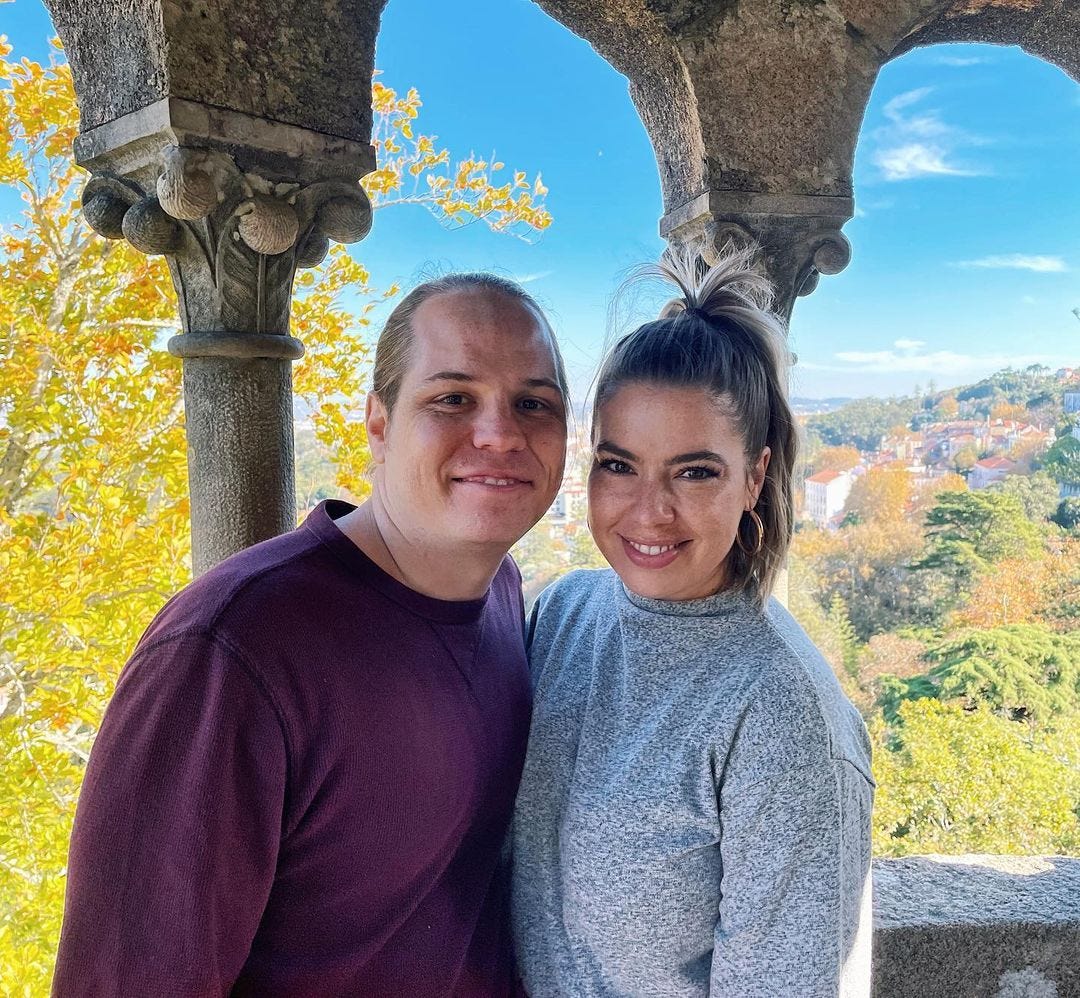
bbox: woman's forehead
[595,383,743,451]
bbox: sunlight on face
[587,383,769,601]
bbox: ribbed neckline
[619,576,754,619]
[304,499,490,625]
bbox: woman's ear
[747,446,771,507]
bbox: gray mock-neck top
[511,568,874,997]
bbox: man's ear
[366,391,389,466]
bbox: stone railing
[873,855,1080,997]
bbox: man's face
[367,290,567,552]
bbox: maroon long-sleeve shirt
[53,500,532,997]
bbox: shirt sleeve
[710,760,874,998]
[52,628,288,998]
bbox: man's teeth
[628,540,678,556]
[470,477,517,485]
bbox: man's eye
[678,466,719,481]
[436,394,467,406]
[519,398,548,411]
[597,458,632,475]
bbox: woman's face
[588,382,770,601]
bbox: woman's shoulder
[730,596,873,784]
[526,569,618,669]
[533,567,618,619]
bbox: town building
[969,456,1017,490]
[804,469,853,529]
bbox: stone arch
[42,0,384,143]
[891,1,1080,84]
[536,1,1079,321]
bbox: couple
[53,251,873,997]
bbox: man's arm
[710,761,874,998]
[53,629,288,997]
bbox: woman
[511,249,874,997]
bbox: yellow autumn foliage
[0,38,551,992]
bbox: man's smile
[453,474,532,488]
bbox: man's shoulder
[140,519,337,649]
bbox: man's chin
[448,513,545,550]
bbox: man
[53,274,569,996]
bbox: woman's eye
[678,466,718,481]
[597,458,632,475]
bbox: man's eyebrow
[524,377,563,394]
[422,372,562,393]
[423,371,476,384]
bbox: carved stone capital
[77,99,374,351]
[74,100,377,573]
[660,190,854,323]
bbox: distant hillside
[805,365,1077,452]
[791,396,853,416]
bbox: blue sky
[3,0,1079,399]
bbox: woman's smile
[620,536,688,569]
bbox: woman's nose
[635,480,677,524]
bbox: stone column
[77,99,373,574]
[659,190,853,325]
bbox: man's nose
[472,403,527,451]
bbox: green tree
[1053,497,1080,531]
[826,593,860,678]
[1043,434,1080,487]
[807,397,919,452]
[988,470,1061,522]
[877,624,1080,727]
[873,699,1080,856]
[911,491,1043,602]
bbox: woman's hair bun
[656,243,775,323]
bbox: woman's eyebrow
[595,441,637,461]
[668,450,727,466]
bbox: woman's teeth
[628,541,677,556]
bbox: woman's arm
[711,759,873,997]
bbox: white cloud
[872,88,986,181]
[893,338,926,351]
[933,55,987,67]
[883,88,935,121]
[874,143,979,181]
[955,254,1068,273]
[801,348,1067,376]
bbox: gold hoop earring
[736,508,764,557]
